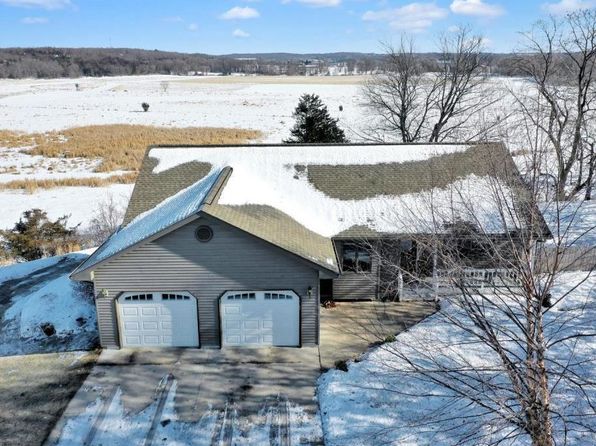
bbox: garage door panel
[122,308,138,316]
[118,293,199,348]
[225,320,241,329]
[141,307,157,316]
[124,321,140,330]
[221,290,299,347]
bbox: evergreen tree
[1,209,80,261]
[284,94,348,143]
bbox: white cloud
[448,24,461,32]
[21,15,48,23]
[220,6,260,20]
[363,2,448,32]
[450,0,504,17]
[0,0,70,9]
[542,0,595,14]
[287,0,342,6]
[187,23,198,31]
[233,28,251,38]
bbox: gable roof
[71,167,227,278]
[74,142,528,279]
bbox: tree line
[0,46,557,79]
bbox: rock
[40,323,56,337]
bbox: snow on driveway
[318,272,596,446]
[55,378,321,446]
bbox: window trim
[341,243,372,273]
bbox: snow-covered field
[0,75,364,229]
[318,271,596,445]
[0,75,363,140]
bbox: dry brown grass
[0,125,261,173]
[0,172,138,193]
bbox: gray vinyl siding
[332,241,379,300]
[92,214,320,348]
[95,297,119,348]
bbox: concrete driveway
[319,301,437,369]
[46,301,435,445]
[46,347,323,446]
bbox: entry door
[220,291,300,347]
[117,292,199,347]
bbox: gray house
[71,143,522,349]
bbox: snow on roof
[149,145,515,237]
[73,168,223,275]
[151,144,469,174]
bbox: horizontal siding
[333,240,379,300]
[94,215,320,348]
[95,298,119,348]
[333,271,378,300]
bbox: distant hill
[0,47,523,79]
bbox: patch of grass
[0,125,262,173]
[0,172,138,193]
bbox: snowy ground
[0,75,364,229]
[0,183,133,230]
[0,251,98,356]
[0,75,364,141]
[318,271,596,445]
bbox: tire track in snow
[81,386,119,446]
[143,373,174,446]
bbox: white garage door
[220,290,300,347]
[117,292,199,347]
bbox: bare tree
[514,9,596,200]
[354,142,596,445]
[364,27,500,143]
[86,194,124,246]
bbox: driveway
[46,301,435,445]
[46,347,323,446]
[319,301,437,369]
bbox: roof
[74,142,527,278]
[71,167,226,278]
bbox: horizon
[0,1,593,54]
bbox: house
[71,143,525,350]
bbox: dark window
[342,243,372,273]
[195,225,213,242]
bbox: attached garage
[220,290,300,347]
[117,292,199,347]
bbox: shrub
[284,93,348,143]
[383,334,397,343]
[142,102,150,112]
[1,209,81,261]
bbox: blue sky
[0,0,593,54]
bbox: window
[342,243,371,273]
[124,293,153,301]
[161,293,190,301]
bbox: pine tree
[1,209,80,261]
[284,94,348,143]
